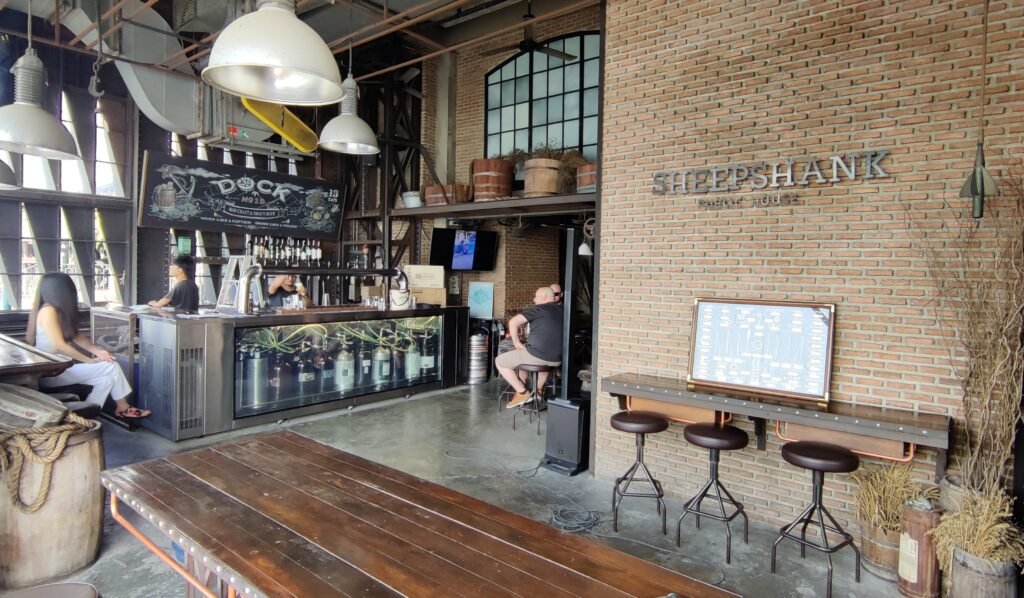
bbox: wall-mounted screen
[687,298,836,404]
[429,229,498,271]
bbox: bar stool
[675,422,749,564]
[772,441,862,598]
[510,363,557,435]
[610,410,669,534]
[3,582,101,598]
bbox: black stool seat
[782,441,859,473]
[611,411,669,435]
[517,363,555,373]
[684,422,749,451]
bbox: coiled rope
[0,412,99,513]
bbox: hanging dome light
[0,13,80,160]
[202,0,343,106]
[0,160,18,189]
[319,73,380,155]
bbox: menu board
[139,152,342,239]
[687,298,835,403]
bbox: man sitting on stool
[497,286,563,409]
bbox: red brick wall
[504,226,562,318]
[599,0,1024,530]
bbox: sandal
[116,407,151,419]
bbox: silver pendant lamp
[202,0,343,106]
[0,13,80,160]
[318,24,379,155]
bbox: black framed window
[485,32,601,164]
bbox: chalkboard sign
[687,298,836,404]
[139,152,342,239]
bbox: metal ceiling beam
[329,0,477,55]
[326,0,448,51]
[344,0,447,51]
[85,0,161,49]
[357,0,598,80]
[68,0,130,46]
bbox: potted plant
[914,161,1024,594]
[851,464,938,581]
[524,144,562,197]
[472,157,514,201]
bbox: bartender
[268,274,312,308]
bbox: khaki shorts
[495,348,561,369]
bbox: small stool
[511,363,556,435]
[610,411,669,533]
[676,422,749,564]
[771,441,862,598]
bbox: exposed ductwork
[4,0,299,157]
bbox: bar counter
[120,305,468,440]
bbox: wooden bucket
[860,520,900,581]
[951,547,1017,598]
[524,158,560,198]
[424,184,472,206]
[0,425,104,589]
[898,504,942,598]
[472,159,513,201]
[577,163,597,193]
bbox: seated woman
[27,272,149,420]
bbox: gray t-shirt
[523,303,563,363]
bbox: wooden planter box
[423,184,472,206]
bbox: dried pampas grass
[930,490,1024,570]
[851,464,938,533]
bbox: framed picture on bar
[686,298,836,404]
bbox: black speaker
[542,397,590,476]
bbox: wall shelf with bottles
[233,315,442,419]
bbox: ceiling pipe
[325,0,450,51]
[159,32,218,69]
[343,0,445,51]
[357,0,598,81]
[68,0,130,46]
[329,0,479,55]
[86,0,160,49]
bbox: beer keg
[468,333,490,384]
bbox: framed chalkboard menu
[687,298,836,404]
[139,152,342,239]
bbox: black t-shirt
[268,287,298,307]
[164,279,200,312]
[522,303,563,362]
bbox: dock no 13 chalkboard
[139,152,342,239]
[687,298,836,404]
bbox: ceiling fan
[481,0,577,62]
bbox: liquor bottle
[356,340,373,387]
[268,353,294,401]
[419,333,438,378]
[301,239,309,266]
[405,343,421,381]
[334,339,355,391]
[391,347,405,381]
[295,341,318,397]
[311,336,334,392]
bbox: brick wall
[599,0,1024,531]
[504,226,562,317]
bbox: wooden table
[0,333,72,386]
[101,431,735,598]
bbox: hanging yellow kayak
[241,98,319,153]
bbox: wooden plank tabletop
[0,333,72,377]
[101,431,735,598]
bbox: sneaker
[506,391,533,409]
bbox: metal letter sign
[139,151,342,239]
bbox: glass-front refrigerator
[233,315,442,418]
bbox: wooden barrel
[424,184,472,206]
[861,520,900,581]
[524,158,560,198]
[951,547,1017,597]
[0,425,104,589]
[898,504,941,598]
[577,163,597,193]
[472,159,513,201]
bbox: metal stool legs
[612,431,667,534]
[512,369,546,435]
[770,470,861,598]
[675,448,748,564]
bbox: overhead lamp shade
[202,0,343,106]
[319,74,380,155]
[0,160,17,189]
[578,241,593,257]
[0,50,80,160]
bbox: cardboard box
[404,265,445,288]
[412,286,447,307]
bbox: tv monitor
[428,228,498,271]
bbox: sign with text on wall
[138,151,342,239]
[652,150,890,210]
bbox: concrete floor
[43,381,895,597]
